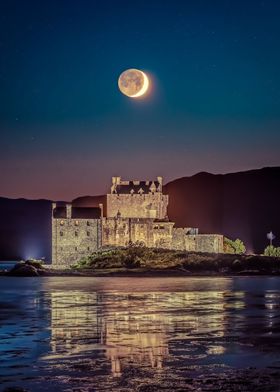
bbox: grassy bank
[70,246,280,276]
[2,246,280,277]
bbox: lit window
[60,220,64,226]
[75,231,78,237]
[75,220,79,226]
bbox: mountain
[0,167,279,261]
[164,167,280,253]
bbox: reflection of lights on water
[207,346,226,355]
[265,303,276,310]
[45,289,232,377]
[265,292,278,329]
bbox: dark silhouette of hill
[0,198,52,261]
[72,195,106,211]
[0,167,279,261]
[164,167,280,253]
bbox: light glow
[130,71,149,98]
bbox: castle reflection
[1,277,280,390]
[48,284,236,376]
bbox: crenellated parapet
[107,176,168,219]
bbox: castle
[52,176,223,266]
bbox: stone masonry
[52,203,102,267]
[51,176,224,266]
[106,176,168,219]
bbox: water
[0,262,17,271]
[0,276,280,391]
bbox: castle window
[75,220,79,226]
[87,231,90,237]
[160,226,164,229]
[87,247,90,251]
[75,231,78,237]
[154,225,159,229]
[60,231,63,236]
[60,220,64,226]
[87,221,90,226]
[75,246,78,251]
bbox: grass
[72,245,280,275]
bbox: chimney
[99,203,104,219]
[66,203,72,219]
[157,176,163,192]
[52,202,56,217]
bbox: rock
[8,264,39,277]
[25,260,45,270]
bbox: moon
[118,69,149,98]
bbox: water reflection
[48,290,228,376]
[0,277,280,391]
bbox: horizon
[0,165,279,201]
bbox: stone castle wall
[102,218,174,248]
[52,215,101,267]
[186,234,224,253]
[171,228,223,252]
[106,193,168,219]
[51,176,225,266]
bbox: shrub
[224,237,246,254]
[264,245,280,257]
[122,255,142,269]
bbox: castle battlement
[111,176,163,194]
[107,176,167,219]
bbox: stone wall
[51,175,225,267]
[52,216,101,266]
[102,218,174,248]
[172,228,189,251]
[102,218,130,247]
[106,193,168,219]
[185,234,224,253]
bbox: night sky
[1,0,280,200]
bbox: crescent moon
[131,71,149,98]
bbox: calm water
[0,277,280,392]
[0,262,17,271]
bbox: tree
[264,245,280,257]
[224,237,246,254]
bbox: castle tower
[106,176,168,219]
